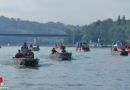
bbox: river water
[0,46,130,90]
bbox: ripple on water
[0,47,130,90]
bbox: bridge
[0,34,70,37]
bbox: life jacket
[26,51,34,58]
[0,77,3,84]
[52,49,57,54]
[26,51,32,56]
[15,53,23,58]
[120,46,125,51]
[113,48,118,51]
[62,49,66,53]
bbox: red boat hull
[76,47,90,52]
[50,53,72,60]
[111,50,128,56]
[13,57,39,66]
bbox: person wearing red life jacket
[61,48,66,53]
[52,48,57,54]
[15,50,23,58]
[21,42,28,56]
[120,46,126,51]
[113,47,118,51]
[22,42,28,49]
[25,50,34,58]
[121,48,125,52]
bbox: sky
[0,0,130,25]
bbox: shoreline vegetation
[63,16,130,45]
[0,16,129,46]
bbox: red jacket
[15,53,23,58]
[52,49,57,54]
[26,51,34,58]
[61,49,66,53]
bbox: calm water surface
[0,46,130,90]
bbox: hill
[0,16,82,45]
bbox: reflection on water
[0,46,130,90]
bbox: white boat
[29,38,40,51]
[30,43,40,51]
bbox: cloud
[0,0,130,25]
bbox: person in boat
[76,42,79,51]
[15,50,23,58]
[121,47,125,51]
[61,47,67,53]
[22,42,28,49]
[21,42,28,56]
[30,43,33,48]
[113,47,118,51]
[79,43,82,51]
[120,46,126,51]
[52,48,57,54]
[25,49,34,58]
[79,43,82,47]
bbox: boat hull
[111,51,128,56]
[30,47,40,51]
[76,48,90,52]
[49,53,72,60]
[126,49,130,53]
[13,57,39,66]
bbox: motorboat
[124,45,130,53]
[29,38,40,51]
[76,42,90,52]
[111,50,128,56]
[76,47,90,52]
[13,57,39,66]
[55,42,65,49]
[29,43,40,51]
[111,41,128,56]
[14,43,40,66]
[49,52,72,60]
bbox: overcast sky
[0,0,129,25]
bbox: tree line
[63,16,130,45]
